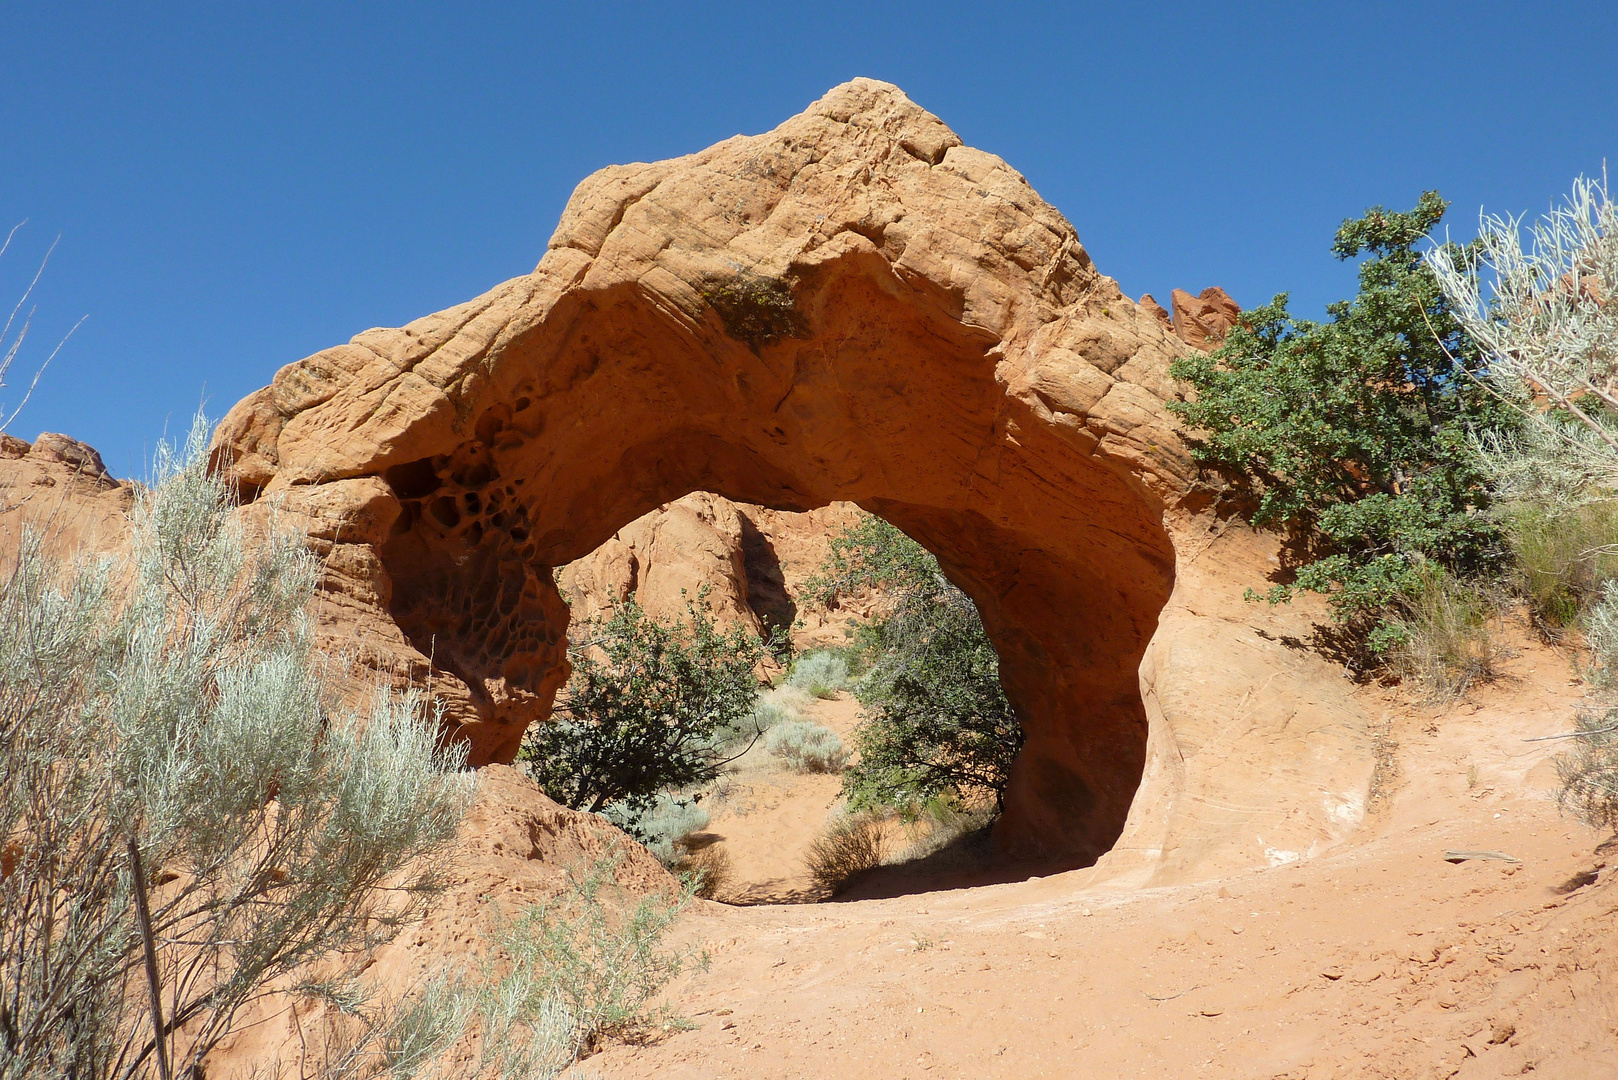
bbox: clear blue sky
[2,1,1614,477]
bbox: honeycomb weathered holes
[475,404,513,445]
[384,457,441,499]
[429,496,460,528]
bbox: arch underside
[371,264,1177,864]
[215,79,1203,864]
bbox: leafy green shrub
[787,650,849,698]
[805,512,1023,812]
[0,416,474,1080]
[846,583,1023,812]
[521,596,764,816]
[765,719,849,773]
[804,512,940,606]
[804,812,887,894]
[1168,193,1515,660]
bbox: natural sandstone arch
[214,79,1371,870]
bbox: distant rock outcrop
[1137,293,1174,334]
[1170,286,1241,350]
[558,493,873,653]
[1137,288,1240,351]
[0,433,132,557]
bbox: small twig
[714,725,767,769]
[128,837,174,1080]
[1570,543,1618,564]
[1524,723,1618,742]
[1144,984,1201,1002]
[0,312,85,435]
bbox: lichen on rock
[699,270,809,350]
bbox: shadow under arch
[369,261,1176,867]
[214,79,1198,867]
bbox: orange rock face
[0,433,133,563]
[1170,286,1241,349]
[211,79,1367,870]
[560,491,766,638]
[1137,292,1174,333]
[558,493,871,653]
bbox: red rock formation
[739,501,882,649]
[1138,293,1173,333]
[211,79,1368,868]
[558,493,871,652]
[0,433,132,560]
[1170,286,1240,350]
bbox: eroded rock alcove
[213,79,1259,864]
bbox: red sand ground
[592,630,1618,1079]
[696,692,867,905]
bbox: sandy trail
[698,692,865,904]
[595,632,1618,1079]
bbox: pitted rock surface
[212,79,1372,871]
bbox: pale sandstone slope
[590,636,1617,1080]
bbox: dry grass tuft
[891,801,996,863]
[1389,570,1502,700]
[804,813,886,895]
[1557,703,1618,832]
[1509,501,1618,635]
[676,843,732,900]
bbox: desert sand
[591,631,1616,1079]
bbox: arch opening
[368,262,1176,863]
[216,79,1198,866]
